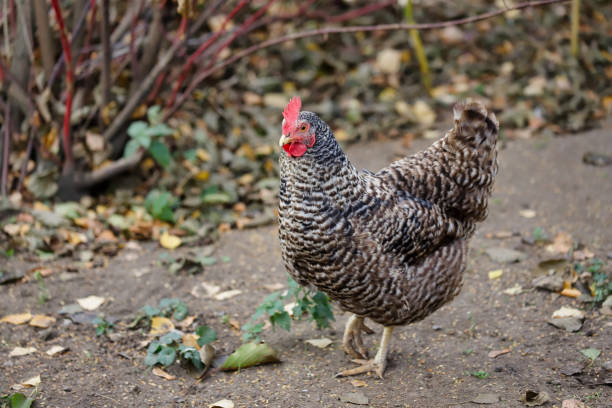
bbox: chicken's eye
[300,124,308,131]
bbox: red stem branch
[50,0,74,171]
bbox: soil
[1,121,611,407]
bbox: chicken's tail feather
[450,101,498,152]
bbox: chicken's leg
[336,326,394,379]
[342,314,374,359]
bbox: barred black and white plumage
[278,99,499,378]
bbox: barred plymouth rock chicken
[278,96,498,378]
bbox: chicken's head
[279,96,317,158]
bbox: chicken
[278,96,498,378]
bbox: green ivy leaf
[157,346,176,367]
[123,139,141,159]
[270,311,291,331]
[173,303,188,321]
[159,331,182,345]
[144,123,174,137]
[580,348,600,361]
[196,325,217,346]
[147,105,162,124]
[142,305,161,317]
[127,121,148,138]
[148,140,172,169]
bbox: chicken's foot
[342,314,374,359]
[336,326,394,379]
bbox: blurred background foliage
[0,0,610,255]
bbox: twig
[100,0,112,106]
[570,0,580,56]
[50,0,75,171]
[47,0,91,90]
[33,0,56,78]
[74,148,144,188]
[1,103,9,200]
[405,0,431,94]
[165,0,248,109]
[17,126,35,192]
[170,0,570,118]
[76,0,97,69]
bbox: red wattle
[284,142,307,157]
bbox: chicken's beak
[279,134,295,147]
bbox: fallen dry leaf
[214,289,242,300]
[350,379,368,388]
[552,306,584,320]
[46,345,68,356]
[546,232,573,254]
[488,269,503,280]
[523,390,550,406]
[29,314,56,328]
[572,249,594,261]
[21,375,41,387]
[150,317,175,336]
[488,348,511,358]
[76,295,106,311]
[263,283,284,291]
[560,288,581,298]
[160,231,181,249]
[305,338,333,349]
[182,333,200,349]
[199,344,216,368]
[152,367,175,380]
[1,313,33,325]
[561,399,585,408]
[519,209,536,218]
[227,317,241,332]
[176,315,196,330]
[9,347,38,357]
[209,400,234,408]
[503,284,522,295]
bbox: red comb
[282,96,301,135]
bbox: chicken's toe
[335,358,386,379]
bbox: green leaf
[123,139,141,159]
[144,352,160,367]
[173,303,188,321]
[196,256,217,266]
[142,305,161,317]
[144,123,174,137]
[196,325,217,346]
[310,291,335,328]
[179,346,204,371]
[148,140,172,169]
[10,392,35,408]
[157,346,176,367]
[159,331,182,345]
[145,190,176,223]
[127,121,148,138]
[147,105,162,124]
[270,311,291,331]
[581,348,600,361]
[221,342,280,371]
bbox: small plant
[471,370,489,379]
[1,248,15,258]
[130,298,189,330]
[532,227,548,243]
[242,275,335,342]
[145,190,177,223]
[124,105,174,169]
[462,348,473,356]
[34,271,49,303]
[1,388,37,408]
[144,325,216,371]
[92,316,114,336]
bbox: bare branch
[100,0,111,106]
[33,0,56,78]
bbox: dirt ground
[1,121,611,407]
